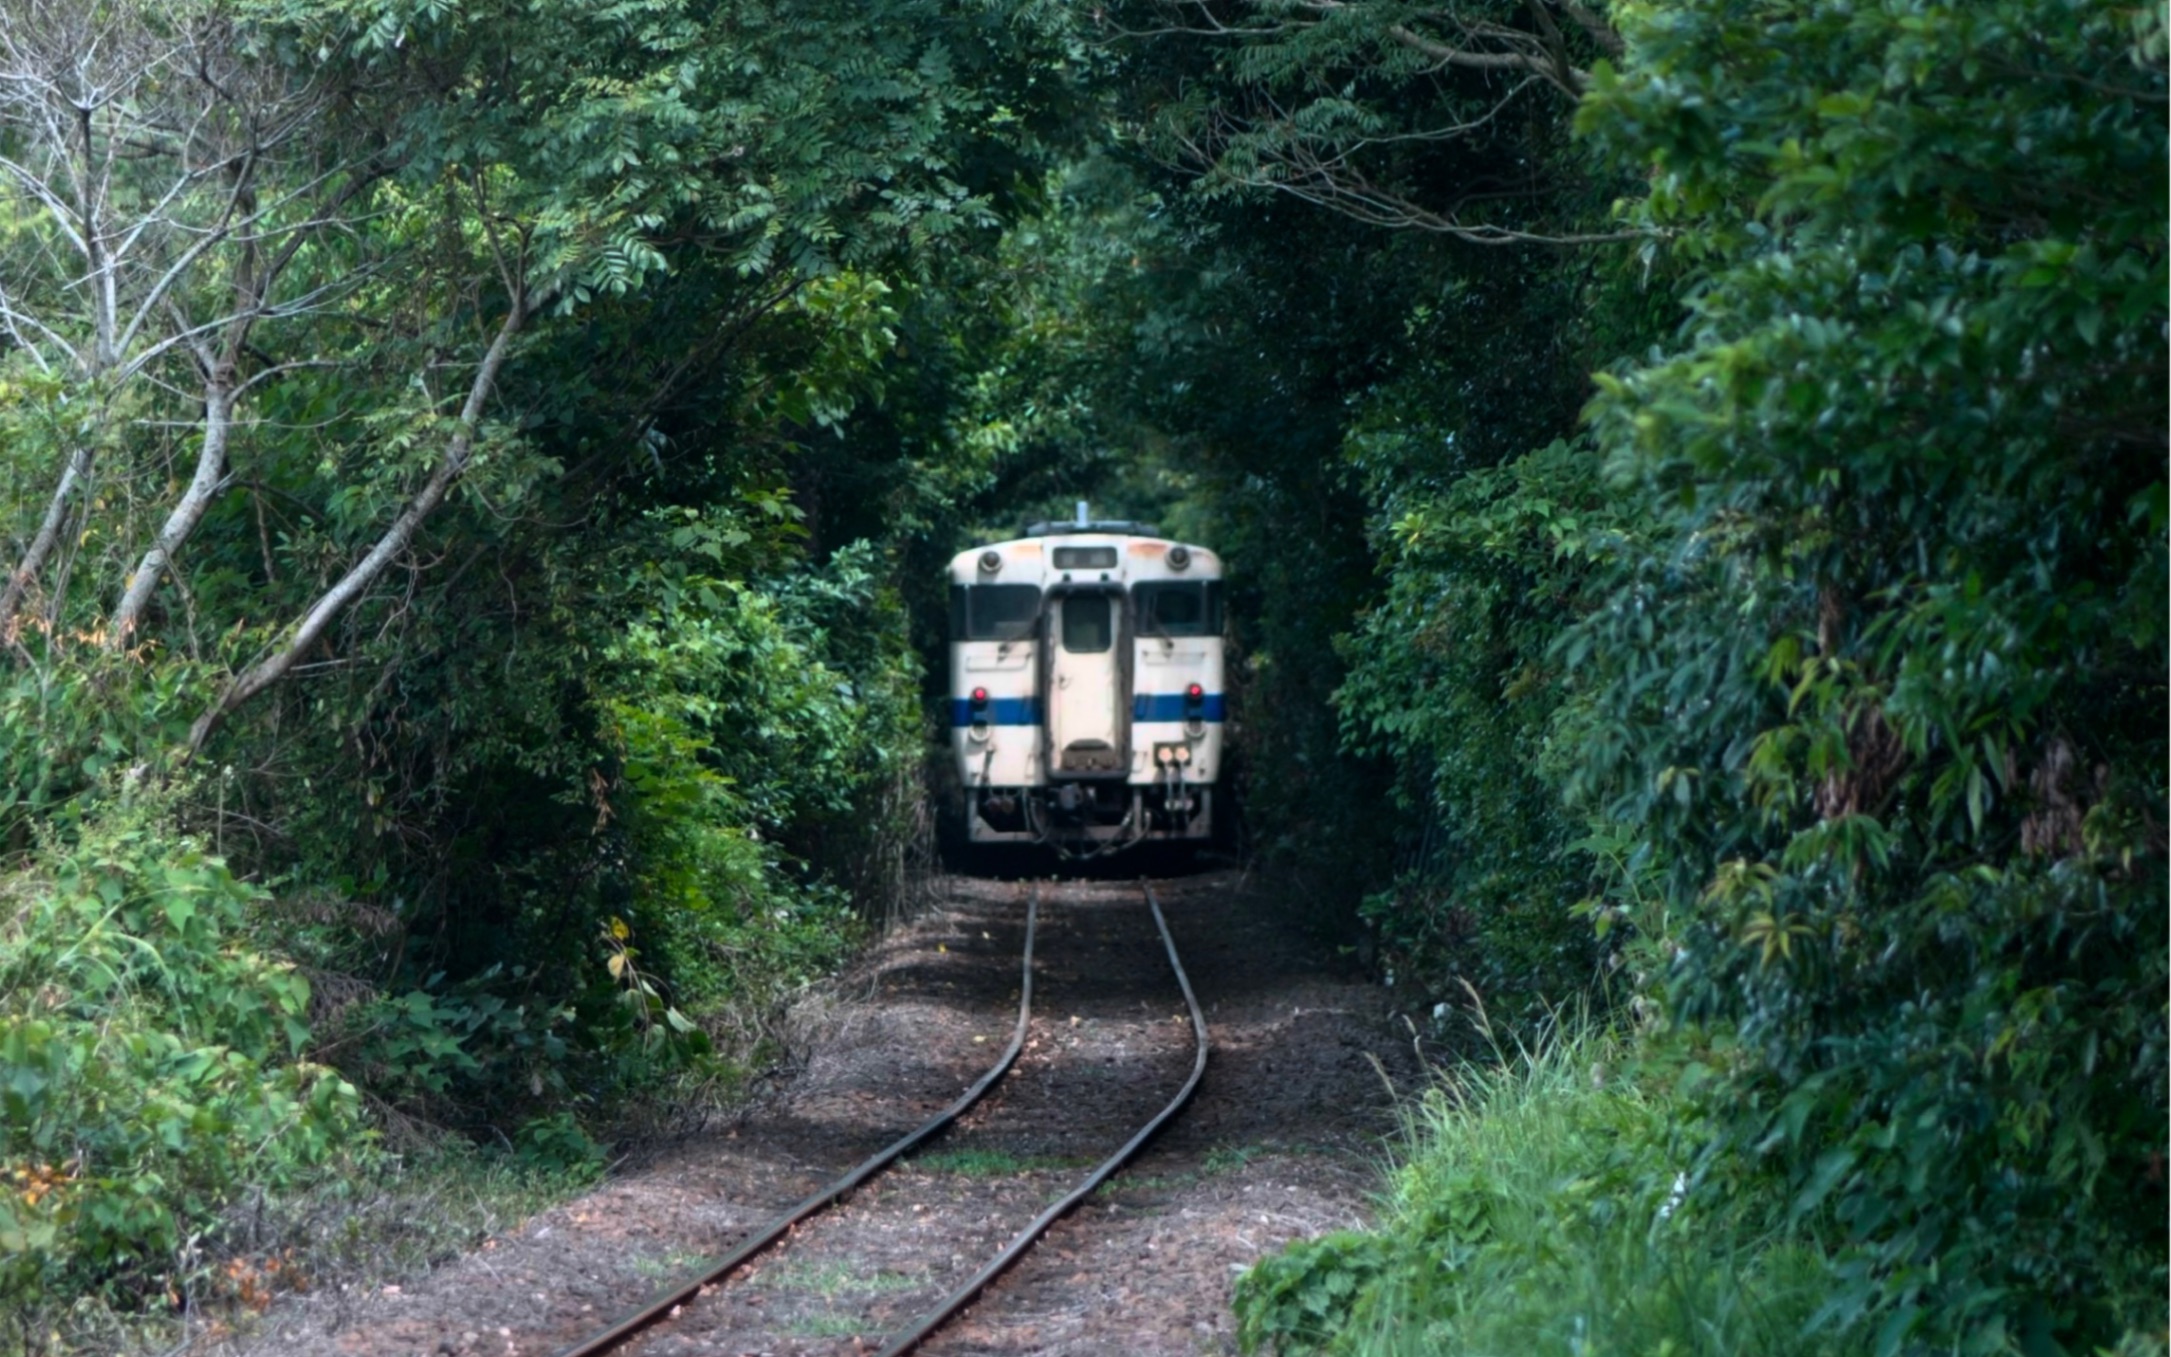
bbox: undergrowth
[0,783,605,1354]
[1233,1021,1846,1357]
[16,1141,593,1356]
[0,783,363,1326]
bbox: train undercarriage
[969,781,1212,858]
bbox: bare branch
[0,152,92,257]
[0,287,78,368]
[190,295,534,753]
[1124,0,1628,245]
[109,375,233,647]
[0,0,379,647]
[1385,22,1584,96]
[0,443,91,643]
[1164,107,1646,246]
[111,154,358,362]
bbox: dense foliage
[1570,3,2167,1346]
[0,0,2159,1350]
[1234,1024,1847,1357]
[0,0,1091,1335]
[1190,1,2165,1353]
[0,787,361,1307]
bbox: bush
[1235,1021,1845,1357]
[245,516,929,1135]
[1335,439,1628,1014]
[1565,2,2169,1348]
[0,784,363,1308]
[592,530,918,1030]
[0,651,206,854]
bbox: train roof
[1018,517,1159,538]
[947,529,1221,586]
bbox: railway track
[551,880,1209,1357]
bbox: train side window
[1134,581,1222,637]
[950,584,1041,641]
[1060,595,1113,653]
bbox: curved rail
[551,888,1041,1357]
[870,880,1209,1357]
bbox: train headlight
[978,550,1002,573]
[1167,545,1191,572]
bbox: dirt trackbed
[217,870,1419,1357]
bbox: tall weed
[1235,1022,1843,1357]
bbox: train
[947,507,1225,857]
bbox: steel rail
[550,887,1041,1357]
[870,880,1209,1357]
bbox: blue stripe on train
[1134,692,1227,722]
[946,693,1227,726]
[948,696,1042,726]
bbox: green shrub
[0,785,362,1306]
[512,1111,605,1177]
[593,530,911,1021]
[1234,1024,1844,1357]
[1238,1230,1398,1355]
[0,652,207,853]
[1565,2,2168,1348]
[1336,439,1630,1014]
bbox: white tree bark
[0,0,340,651]
[110,377,234,648]
[189,298,529,753]
[0,442,91,646]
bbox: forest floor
[208,868,1420,1357]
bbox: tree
[0,0,358,649]
[174,0,1049,744]
[1115,0,1635,243]
[1572,0,2167,1345]
[1078,0,1667,990]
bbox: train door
[1047,592,1125,774]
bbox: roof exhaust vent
[1075,500,1089,526]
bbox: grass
[1203,1143,1268,1174]
[770,1264,922,1341]
[1233,1019,1850,1357]
[787,1311,880,1338]
[36,1141,596,1357]
[762,1260,922,1299]
[911,1148,1088,1177]
[630,1248,715,1278]
[1100,1139,1331,1198]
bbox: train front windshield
[1133,581,1223,637]
[1060,595,1114,652]
[951,584,1041,640]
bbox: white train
[947,507,1225,856]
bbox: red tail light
[970,686,989,705]
[1185,683,1203,701]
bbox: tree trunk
[188,299,526,754]
[110,375,234,649]
[0,442,92,648]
